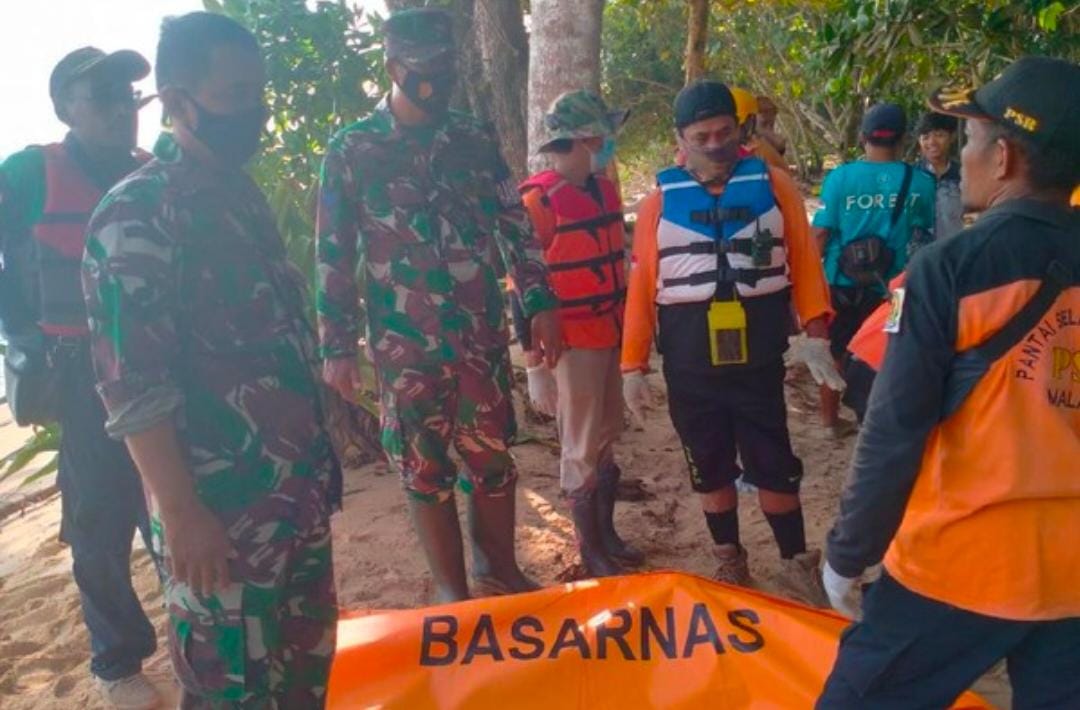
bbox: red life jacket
[32,143,105,337]
[521,170,626,349]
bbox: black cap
[674,80,737,129]
[915,112,959,135]
[384,8,454,70]
[49,47,149,100]
[861,103,906,143]
[929,56,1080,162]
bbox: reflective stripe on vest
[33,143,103,336]
[521,171,626,323]
[655,159,788,305]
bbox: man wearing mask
[316,8,561,602]
[819,56,1080,708]
[621,80,839,603]
[83,13,341,707]
[518,89,640,578]
[0,47,159,710]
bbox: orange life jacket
[520,171,626,349]
[33,143,105,337]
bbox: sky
[0,0,386,158]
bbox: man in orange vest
[0,48,160,709]
[518,89,641,577]
[622,80,840,604]
[819,56,1080,707]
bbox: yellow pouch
[708,300,748,365]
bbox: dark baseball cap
[928,56,1080,161]
[383,8,454,69]
[861,103,907,142]
[49,47,150,100]
[674,80,737,129]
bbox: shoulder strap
[889,163,913,232]
[942,260,1075,419]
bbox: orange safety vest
[33,143,105,337]
[520,171,626,349]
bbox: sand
[0,365,1011,709]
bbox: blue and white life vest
[655,158,788,304]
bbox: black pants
[819,573,1080,709]
[828,285,886,360]
[840,355,877,424]
[57,347,157,681]
[663,360,802,494]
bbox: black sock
[704,509,740,547]
[765,508,806,559]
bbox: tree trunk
[473,0,529,180]
[526,0,604,173]
[684,0,709,84]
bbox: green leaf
[1037,2,1065,32]
[20,457,59,488]
[202,0,225,12]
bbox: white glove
[622,370,654,429]
[526,365,558,416]
[822,560,860,618]
[786,335,846,392]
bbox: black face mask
[188,96,267,166]
[398,69,455,117]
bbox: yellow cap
[730,87,759,126]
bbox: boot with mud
[775,548,830,607]
[596,463,645,566]
[408,496,470,603]
[713,543,751,587]
[570,489,623,578]
[468,484,540,597]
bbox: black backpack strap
[942,260,1075,419]
[890,163,913,233]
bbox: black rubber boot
[570,489,623,578]
[468,484,539,596]
[597,463,645,566]
[407,496,470,603]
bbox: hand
[622,370,654,429]
[530,310,564,369]
[323,356,363,403]
[162,501,237,596]
[822,560,860,618]
[526,365,558,416]
[786,335,846,392]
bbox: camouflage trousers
[154,501,337,709]
[378,348,518,503]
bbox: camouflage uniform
[315,94,556,502]
[83,146,341,708]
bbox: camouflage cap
[383,8,454,69]
[539,89,629,151]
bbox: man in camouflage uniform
[82,13,340,708]
[317,7,562,602]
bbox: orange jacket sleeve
[521,186,557,251]
[770,166,833,326]
[620,189,662,373]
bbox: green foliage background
[604,0,1077,188]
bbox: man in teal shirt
[811,103,935,432]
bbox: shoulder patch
[883,287,905,334]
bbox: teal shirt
[812,160,935,286]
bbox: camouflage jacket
[83,148,341,528]
[315,98,556,368]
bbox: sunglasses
[68,87,153,110]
